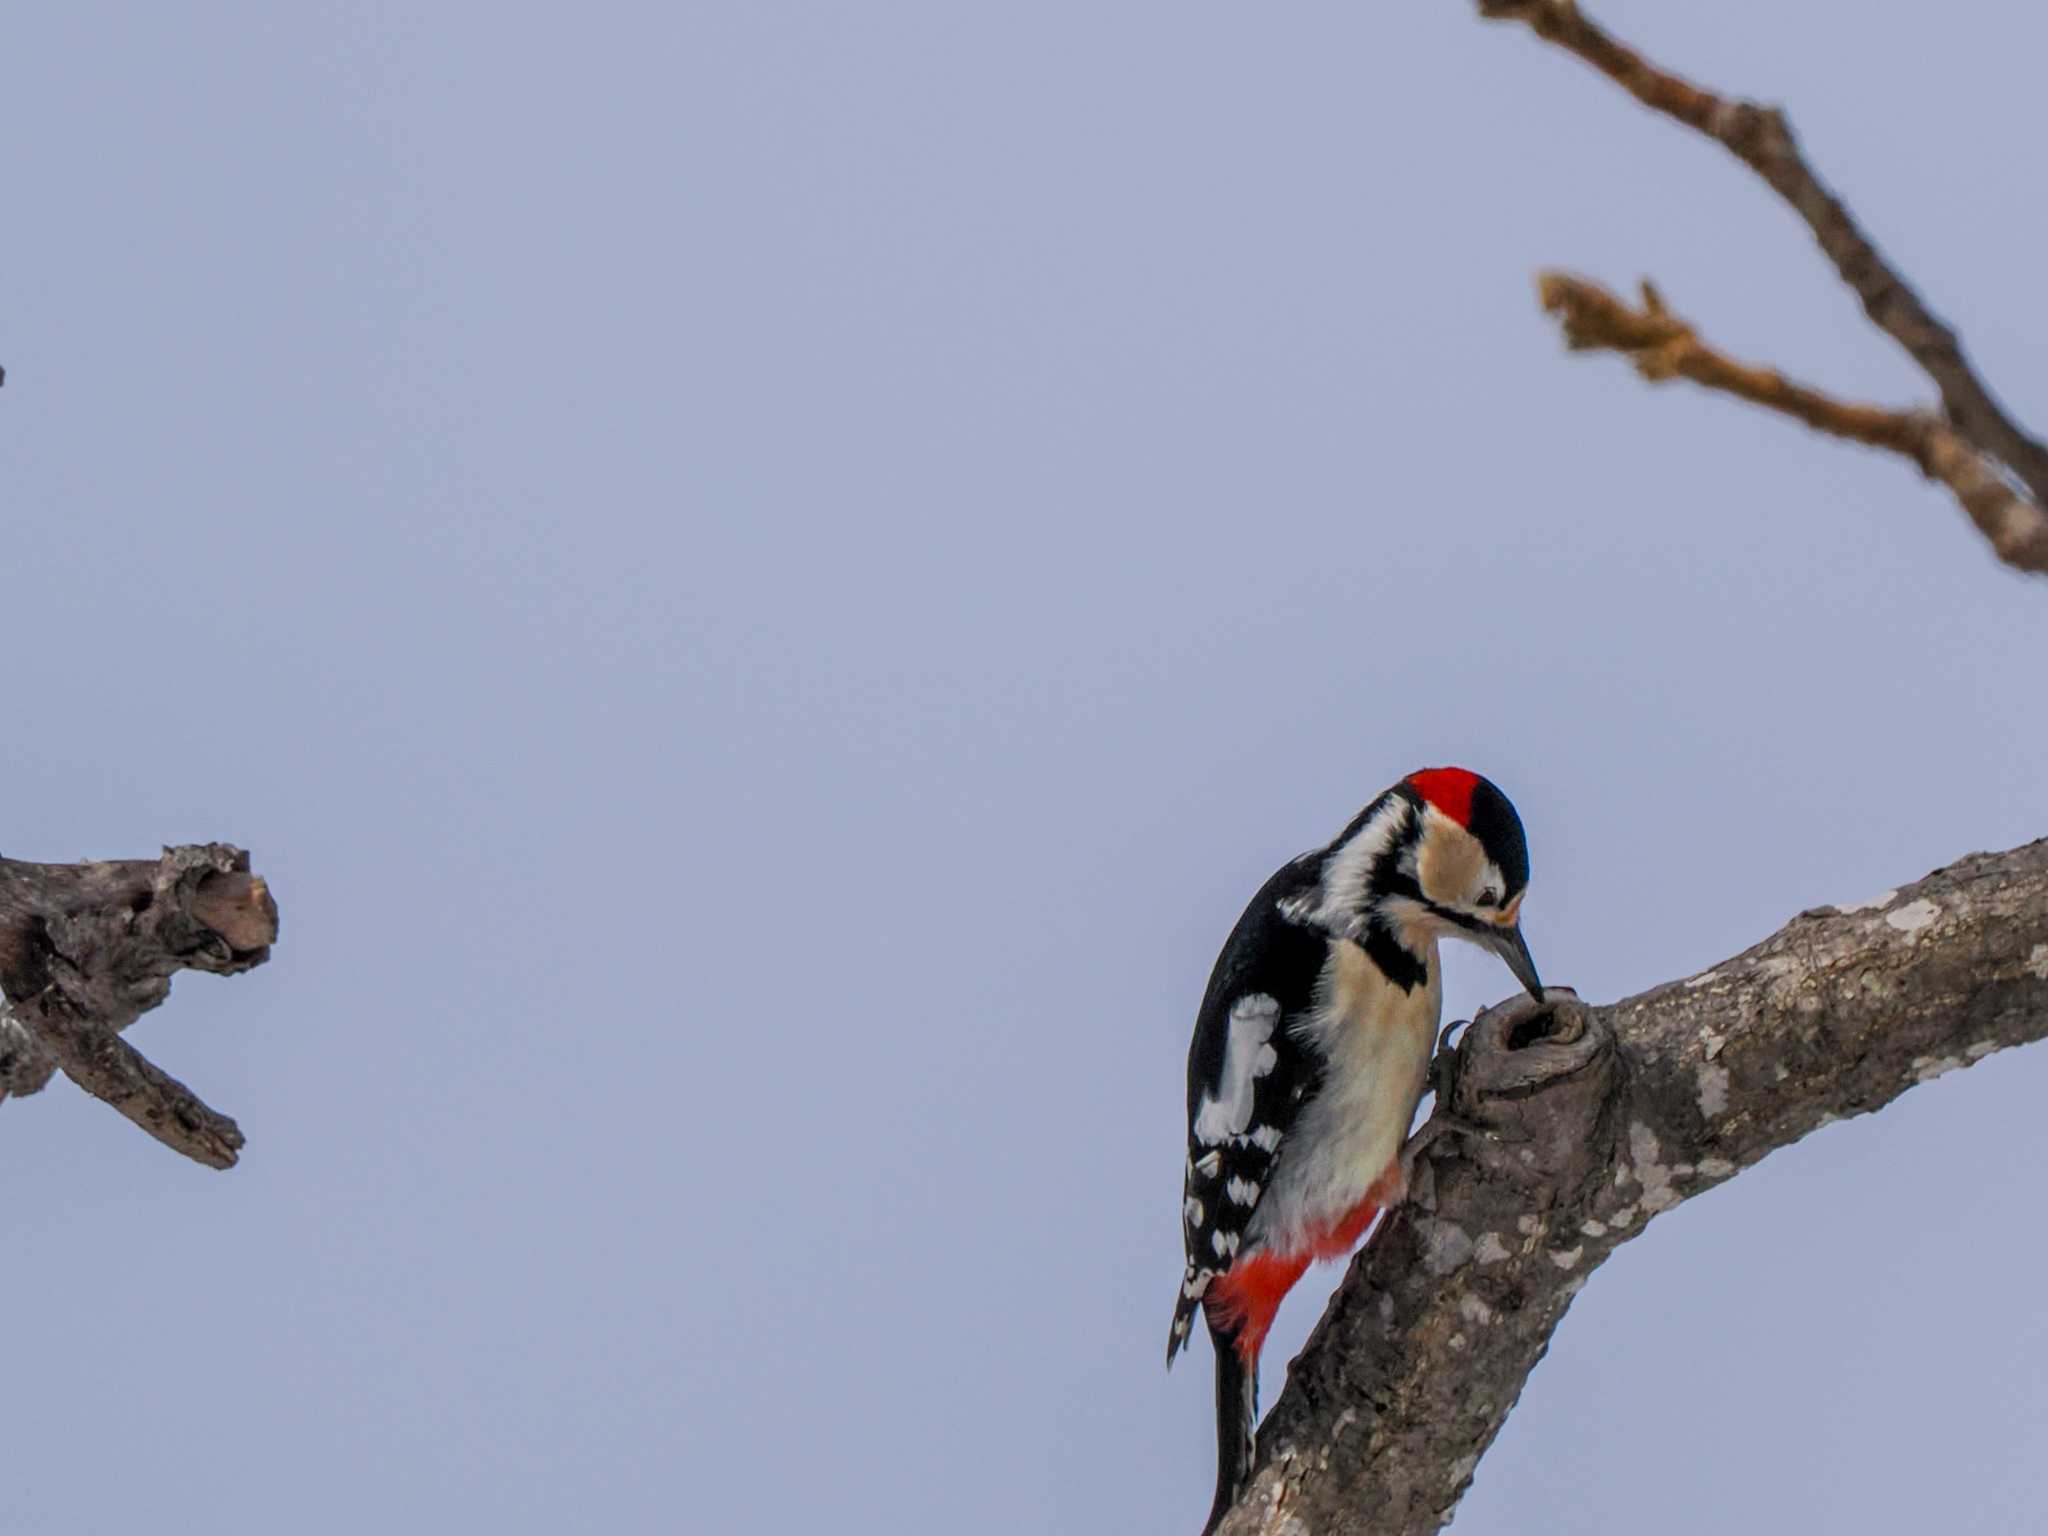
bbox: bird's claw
[1431,1016,1470,1107]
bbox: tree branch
[1537,273,2048,574]
[1212,839,2048,1534]
[0,843,278,1169]
[1483,0,2048,577]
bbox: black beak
[1489,923,1545,1001]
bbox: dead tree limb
[1482,0,2048,577]
[1537,273,2048,574]
[0,843,277,1170]
[1210,839,2048,1534]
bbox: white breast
[1247,937,1441,1258]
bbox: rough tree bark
[0,843,277,1169]
[1202,3,2047,1529]
[1214,841,2048,1535]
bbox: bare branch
[0,843,277,1169]
[1480,0,2048,505]
[20,996,246,1169]
[1212,839,2048,1534]
[1538,272,2048,574]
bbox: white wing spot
[1193,1150,1222,1180]
[1276,890,1319,926]
[1194,995,1282,1145]
[1184,1196,1205,1227]
[1249,1124,1283,1153]
[1225,1177,1260,1206]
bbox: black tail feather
[1202,1320,1257,1535]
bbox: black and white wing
[1167,856,1330,1365]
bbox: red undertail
[1206,1190,1386,1366]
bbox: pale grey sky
[3,4,2044,1533]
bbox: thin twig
[1538,272,2048,574]
[1480,0,2048,505]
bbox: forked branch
[0,843,278,1169]
[1485,0,2048,576]
[1538,273,2048,574]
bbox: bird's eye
[1475,888,1500,909]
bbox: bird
[1167,767,1545,1534]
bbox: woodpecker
[1167,768,1544,1533]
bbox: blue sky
[2,4,2043,1532]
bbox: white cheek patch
[1193,994,1281,1145]
[1414,811,1485,907]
